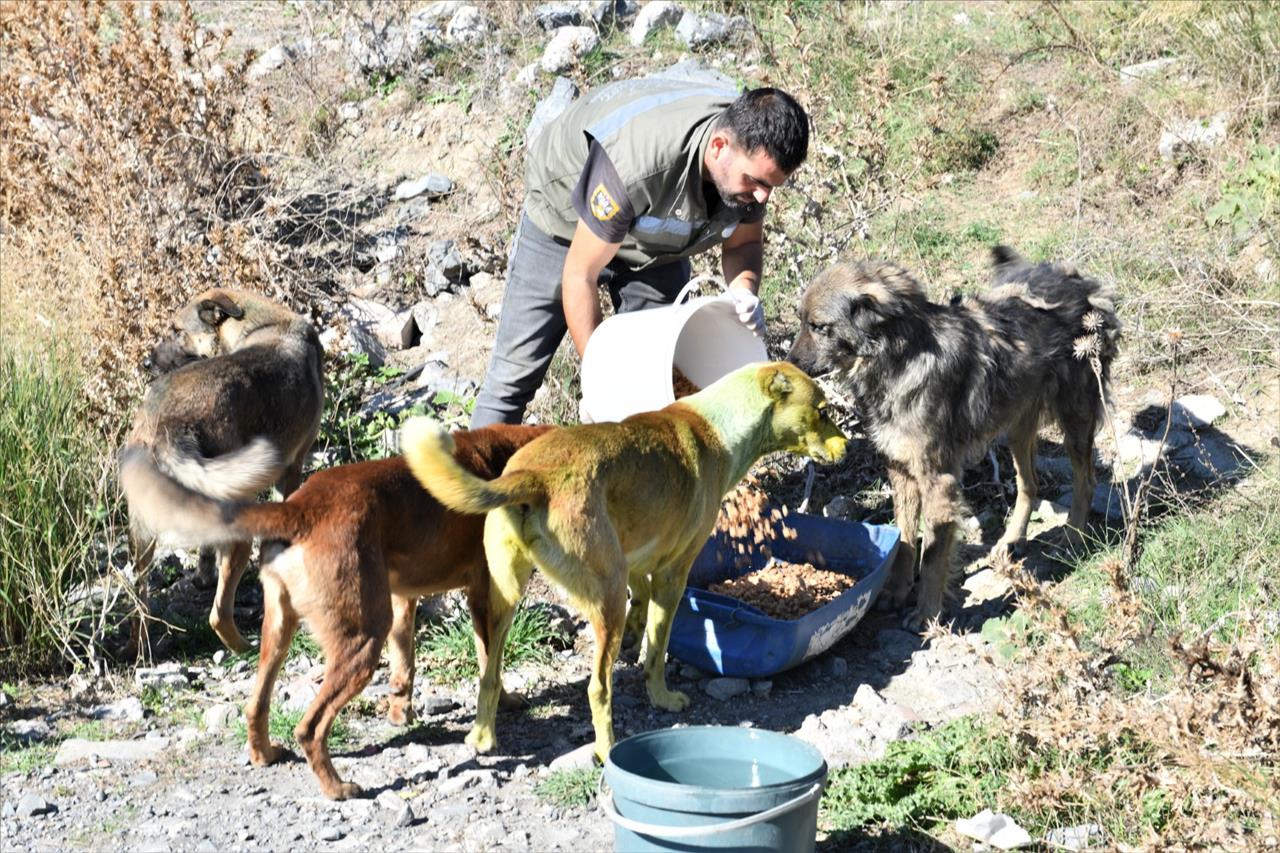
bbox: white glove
[577,397,594,425]
[727,287,765,335]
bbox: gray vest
[525,78,758,270]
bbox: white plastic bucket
[580,279,767,423]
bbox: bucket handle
[599,778,822,839]
[674,273,728,306]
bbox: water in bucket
[580,278,767,423]
[603,726,828,852]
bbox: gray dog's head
[787,261,928,376]
[145,290,248,375]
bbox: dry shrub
[0,1,290,419]
[994,557,1278,848]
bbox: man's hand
[563,220,623,358]
[728,286,765,334]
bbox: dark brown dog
[788,246,1120,629]
[120,425,552,799]
[120,288,324,653]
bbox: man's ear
[197,292,245,326]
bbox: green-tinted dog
[401,361,847,763]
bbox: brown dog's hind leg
[246,569,297,769]
[295,603,391,800]
[466,579,523,710]
[994,417,1039,559]
[209,540,253,653]
[386,594,418,726]
[581,573,627,764]
[882,465,921,609]
[906,473,961,631]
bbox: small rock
[955,808,1033,849]
[422,694,459,716]
[438,773,479,796]
[7,718,51,743]
[202,703,240,734]
[629,0,682,46]
[823,656,848,678]
[540,26,600,74]
[534,3,581,29]
[1158,112,1229,161]
[750,679,772,698]
[393,173,454,201]
[339,103,361,122]
[547,742,597,772]
[1119,56,1179,86]
[318,826,344,842]
[704,677,749,701]
[132,769,160,787]
[212,650,227,665]
[91,696,145,722]
[54,737,169,766]
[16,793,56,818]
[675,10,749,48]
[247,43,290,80]
[822,495,852,519]
[1045,823,1105,850]
[1170,394,1227,429]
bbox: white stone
[630,0,682,46]
[54,737,170,766]
[1119,56,1179,86]
[1158,112,1229,160]
[91,697,145,723]
[248,44,289,80]
[202,703,240,733]
[547,741,597,771]
[446,5,490,45]
[541,26,600,74]
[956,809,1034,849]
[1170,394,1227,429]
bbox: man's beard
[712,179,753,213]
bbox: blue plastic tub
[667,512,900,678]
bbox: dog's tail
[401,417,545,514]
[155,435,282,501]
[120,445,308,547]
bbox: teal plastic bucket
[602,726,828,852]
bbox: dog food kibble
[672,367,700,399]
[708,562,856,620]
[714,474,798,566]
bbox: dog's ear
[764,366,794,400]
[197,293,245,326]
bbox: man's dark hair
[716,88,810,174]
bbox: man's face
[706,131,790,212]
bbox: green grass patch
[419,603,570,684]
[820,716,1010,834]
[535,766,601,807]
[0,345,123,676]
[231,705,350,749]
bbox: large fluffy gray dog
[788,246,1121,629]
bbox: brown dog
[120,288,324,653]
[402,362,848,764]
[788,247,1120,629]
[119,424,552,799]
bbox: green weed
[1207,143,1280,240]
[419,603,569,684]
[536,767,601,807]
[821,716,1009,833]
[0,345,122,676]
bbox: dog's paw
[901,608,941,634]
[248,742,284,767]
[648,686,690,713]
[385,703,414,727]
[465,726,497,753]
[324,781,363,801]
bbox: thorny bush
[0,1,293,420]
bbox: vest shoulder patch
[589,183,620,222]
